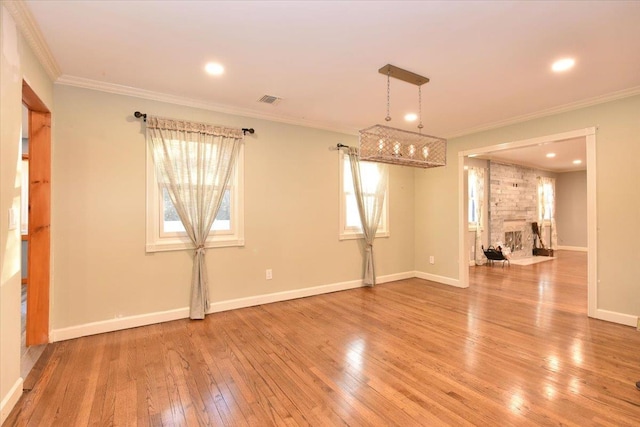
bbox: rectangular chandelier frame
[359,125,446,169]
[359,64,447,169]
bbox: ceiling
[476,137,586,173]
[21,1,640,137]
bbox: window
[468,173,478,225]
[339,154,389,239]
[160,187,232,235]
[146,145,244,252]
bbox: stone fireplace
[489,162,537,258]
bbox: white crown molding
[3,0,61,80]
[59,71,640,140]
[55,75,359,136]
[446,85,640,139]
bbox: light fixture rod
[378,64,429,86]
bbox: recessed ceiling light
[573,159,582,165]
[205,62,224,76]
[404,113,418,122]
[546,153,556,158]
[551,58,575,73]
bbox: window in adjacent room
[339,153,389,239]
[539,180,555,221]
[468,168,484,229]
[468,173,478,226]
[146,144,244,252]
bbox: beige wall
[414,94,640,316]
[556,171,587,248]
[51,85,415,329]
[0,5,54,422]
[414,153,459,278]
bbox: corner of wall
[0,377,23,425]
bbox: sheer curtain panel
[537,176,558,249]
[469,167,486,265]
[147,116,243,319]
[347,147,388,286]
[547,178,558,249]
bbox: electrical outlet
[429,255,435,264]
[266,269,273,280]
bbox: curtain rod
[133,111,255,135]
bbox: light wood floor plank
[6,251,640,426]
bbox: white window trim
[338,152,390,240]
[145,144,245,252]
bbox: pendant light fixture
[358,64,447,168]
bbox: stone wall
[489,162,537,258]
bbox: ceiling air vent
[258,95,281,105]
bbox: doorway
[21,81,51,376]
[457,128,597,318]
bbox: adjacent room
[2,1,640,425]
[464,136,588,265]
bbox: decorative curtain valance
[147,115,243,319]
[146,116,245,138]
[469,167,486,265]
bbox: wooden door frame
[22,80,51,345]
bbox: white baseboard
[593,309,638,327]
[205,271,415,314]
[414,271,464,288]
[51,271,415,342]
[1,377,23,425]
[377,271,416,283]
[557,246,588,252]
[50,307,190,342]
[207,279,364,314]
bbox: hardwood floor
[6,251,640,426]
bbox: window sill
[339,231,390,241]
[146,238,244,253]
